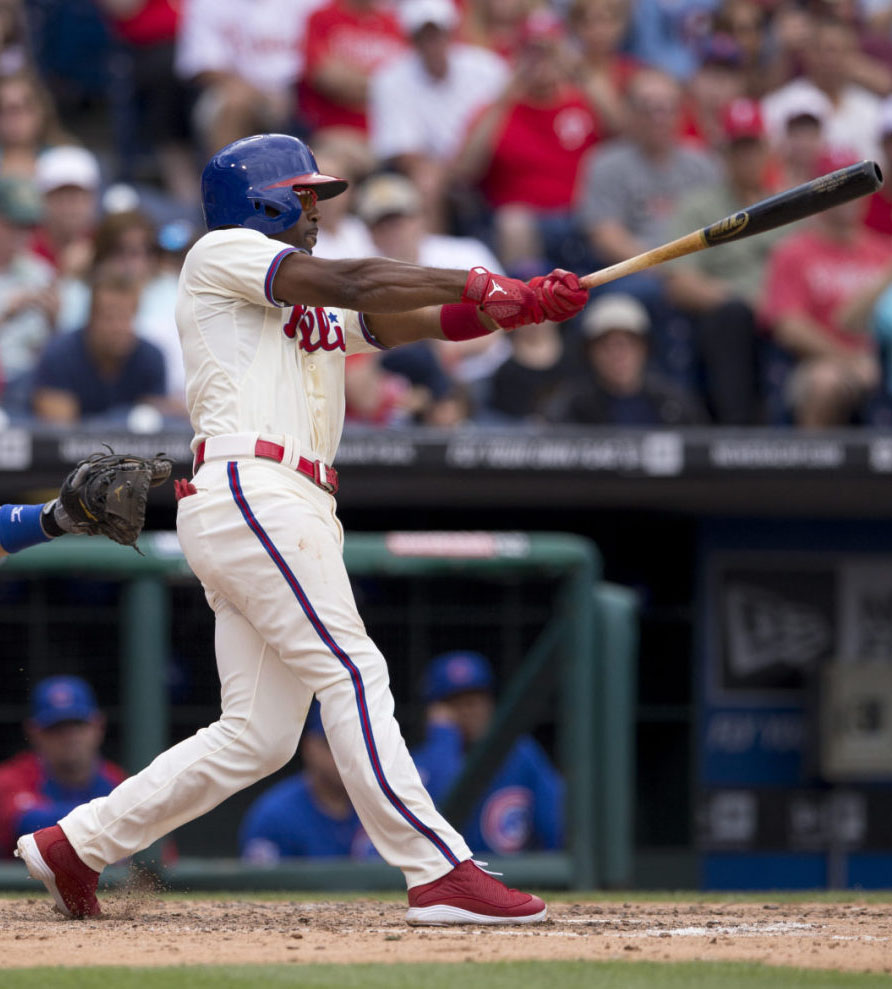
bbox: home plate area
[1,897,891,972]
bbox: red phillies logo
[284,306,345,352]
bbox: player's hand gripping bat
[579,160,884,290]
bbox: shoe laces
[471,858,504,877]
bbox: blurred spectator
[134,217,193,413]
[297,0,405,143]
[680,33,748,149]
[175,0,314,155]
[30,268,166,424]
[760,149,892,427]
[344,352,427,425]
[0,70,70,180]
[0,0,29,77]
[369,0,509,231]
[663,98,785,424]
[713,0,778,98]
[355,171,502,270]
[0,676,125,858]
[23,0,113,126]
[239,702,375,862]
[461,0,533,60]
[311,138,377,260]
[762,16,882,160]
[0,176,57,402]
[345,347,467,426]
[627,0,721,79]
[828,254,892,403]
[353,171,507,394]
[578,67,720,307]
[411,651,564,856]
[549,293,708,425]
[864,96,892,234]
[453,10,602,279]
[567,0,638,137]
[483,320,577,422]
[773,87,832,188]
[819,0,892,97]
[29,145,99,279]
[90,208,189,413]
[96,0,196,206]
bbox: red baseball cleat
[15,825,101,919]
[406,859,547,925]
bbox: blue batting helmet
[200,134,348,234]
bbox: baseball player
[0,677,126,859]
[15,133,588,925]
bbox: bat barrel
[578,161,884,292]
[701,160,884,247]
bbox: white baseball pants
[59,457,471,887]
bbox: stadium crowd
[1,0,892,428]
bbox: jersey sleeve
[183,230,297,309]
[343,310,389,355]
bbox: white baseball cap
[582,293,650,338]
[399,0,458,36]
[35,145,100,194]
[355,173,422,226]
[777,89,831,129]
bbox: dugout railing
[0,531,637,892]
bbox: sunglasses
[294,188,319,211]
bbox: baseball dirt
[1,897,891,972]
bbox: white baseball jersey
[176,228,385,464]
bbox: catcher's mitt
[52,450,173,549]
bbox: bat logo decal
[705,211,750,243]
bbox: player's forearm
[368,305,500,347]
[277,255,469,312]
[0,502,61,555]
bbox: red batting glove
[461,266,544,329]
[528,269,589,322]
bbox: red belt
[193,439,338,494]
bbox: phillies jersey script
[177,228,385,464]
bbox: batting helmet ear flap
[201,134,348,234]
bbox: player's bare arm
[273,253,471,313]
[269,184,588,334]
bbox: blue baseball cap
[423,651,495,703]
[30,676,99,728]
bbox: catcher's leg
[57,601,312,871]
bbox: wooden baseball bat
[579,160,884,290]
